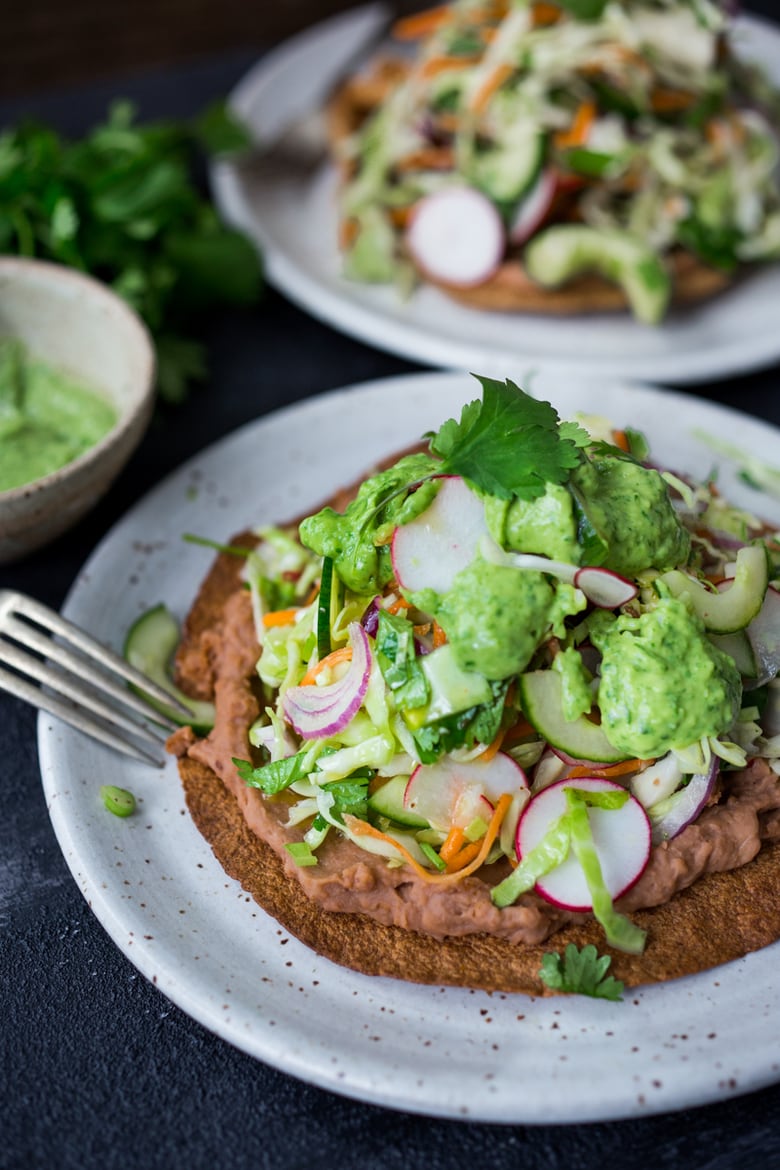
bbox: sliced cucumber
[523,224,671,325]
[316,556,342,660]
[367,774,428,828]
[660,544,769,634]
[124,604,215,733]
[468,129,544,207]
[420,643,493,722]
[519,669,629,764]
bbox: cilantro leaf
[429,376,585,501]
[233,752,310,795]
[321,776,370,824]
[412,680,508,763]
[0,100,262,404]
[376,610,430,711]
[539,943,624,1000]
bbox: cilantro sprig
[0,99,262,403]
[539,943,625,1001]
[429,376,589,501]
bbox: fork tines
[0,590,191,766]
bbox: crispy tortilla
[169,489,780,996]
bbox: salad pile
[227,376,780,956]
[334,0,780,322]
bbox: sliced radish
[501,550,636,609]
[391,476,488,595]
[648,756,719,845]
[282,622,371,740]
[502,551,577,585]
[574,566,638,609]
[406,186,505,288]
[404,751,528,832]
[517,777,650,912]
[509,167,556,244]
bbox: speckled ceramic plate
[38,370,780,1124]
[211,7,780,386]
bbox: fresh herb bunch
[0,99,263,403]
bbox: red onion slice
[649,756,719,845]
[282,622,372,740]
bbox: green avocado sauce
[552,646,594,722]
[484,482,581,563]
[590,597,742,758]
[299,452,440,594]
[424,559,556,680]
[0,339,117,492]
[569,455,690,577]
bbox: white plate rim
[210,7,780,386]
[38,369,780,1124]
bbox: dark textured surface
[3,25,780,1169]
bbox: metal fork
[0,590,191,766]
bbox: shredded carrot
[531,1,561,26]
[395,146,455,172]
[432,621,447,648]
[445,841,482,872]
[305,582,320,606]
[389,205,415,229]
[479,726,506,763]
[385,596,410,615]
[300,646,353,686]
[392,4,452,40]
[612,429,630,452]
[413,621,432,637]
[503,714,535,745]
[339,217,360,250]
[650,86,695,113]
[262,607,299,628]
[554,100,596,150]
[567,757,650,780]
[420,54,480,79]
[439,825,468,864]
[345,793,512,885]
[471,62,514,113]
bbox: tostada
[151,376,780,996]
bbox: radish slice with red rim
[509,168,556,244]
[648,756,719,845]
[574,566,637,608]
[406,186,505,288]
[517,777,650,912]
[391,476,489,595]
[282,622,371,740]
[404,752,528,832]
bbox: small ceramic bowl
[0,257,156,563]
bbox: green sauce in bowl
[0,338,117,492]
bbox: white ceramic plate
[211,7,780,386]
[39,371,780,1124]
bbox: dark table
[3,24,780,1170]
